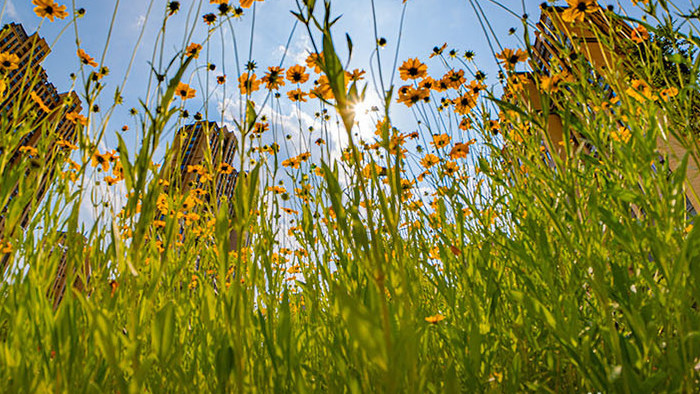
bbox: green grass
[1,0,699,392]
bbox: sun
[351,99,379,131]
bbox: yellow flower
[0,52,19,71]
[77,48,98,67]
[431,133,451,149]
[240,0,263,8]
[611,126,631,143]
[19,146,39,156]
[66,111,87,125]
[396,85,429,107]
[443,161,458,176]
[218,162,234,174]
[184,212,201,224]
[185,43,202,59]
[238,72,261,94]
[425,314,446,324]
[495,48,527,69]
[286,64,309,84]
[453,93,477,115]
[443,69,466,89]
[157,193,170,215]
[261,66,285,90]
[540,74,563,93]
[30,91,51,112]
[287,88,307,102]
[32,0,68,21]
[561,0,598,23]
[0,240,12,254]
[398,58,428,81]
[202,13,217,25]
[625,79,656,102]
[90,151,110,171]
[630,25,650,44]
[420,154,439,169]
[449,142,471,159]
[175,82,196,100]
[660,87,678,101]
[305,52,323,74]
[56,140,78,150]
[104,176,121,185]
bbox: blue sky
[1,0,684,227]
[3,0,660,151]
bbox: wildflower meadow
[1,0,700,391]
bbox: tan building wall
[516,6,700,214]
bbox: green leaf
[151,302,176,361]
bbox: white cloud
[136,14,146,28]
[3,0,19,21]
[274,34,312,66]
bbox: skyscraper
[0,22,83,274]
[163,121,240,249]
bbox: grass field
[1,0,699,391]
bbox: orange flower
[540,74,563,93]
[346,69,366,81]
[443,69,466,89]
[660,87,679,101]
[630,25,649,44]
[218,162,234,174]
[562,0,598,23]
[0,240,12,254]
[217,75,226,85]
[306,52,323,73]
[458,117,472,131]
[496,48,527,69]
[449,142,471,159]
[431,134,451,149]
[56,140,78,150]
[453,93,477,115]
[0,52,19,71]
[30,91,51,112]
[185,43,202,58]
[429,43,447,59]
[66,111,87,126]
[240,0,262,8]
[238,72,261,94]
[419,76,436,90]
[443,161,458,176]
[261,66,285,90]
[19,146,39,156]
[309,75,333,100]
[90,151,110,171]
[77,48,98,67]
[425,314,445,324]
[286,64,309,83]
[420,154,439,169]
[287,88,307,102]
[175,82,196,100]
[32,0,68,21]
[398,58,427,80]
[396,85,429,107]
